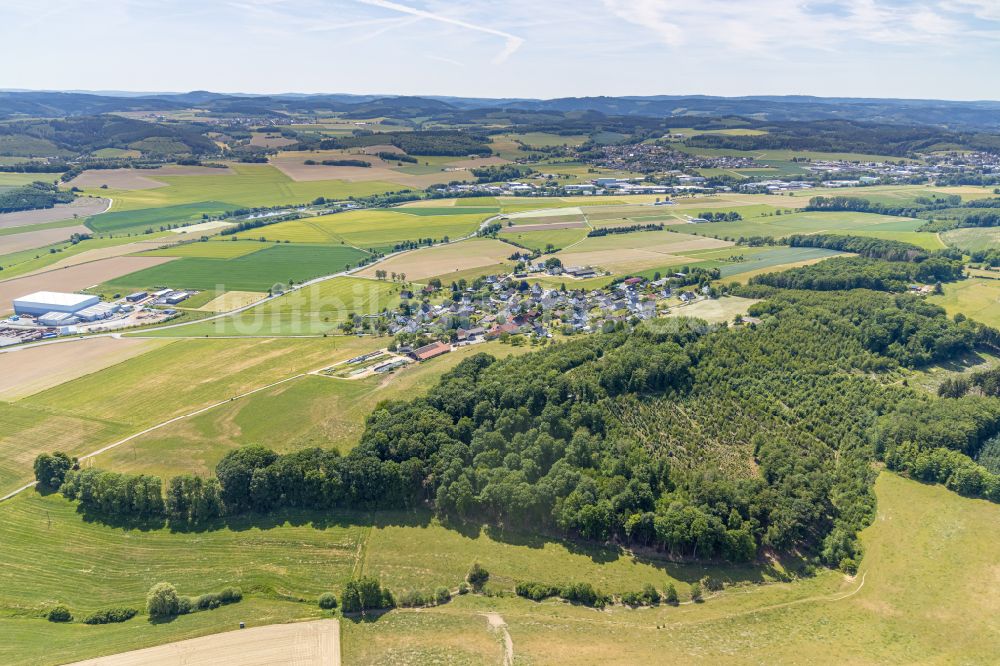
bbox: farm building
[12,291,99,317]
[410,341,451,361]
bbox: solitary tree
[146,582,180,618]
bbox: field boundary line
[79,372,308,461]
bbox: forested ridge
[38,285,1000,575]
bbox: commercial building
[76,302,121,322]
[12,291,99,317]
[37,312,80,327]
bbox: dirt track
[64,619,340,666]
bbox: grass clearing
[664,296,760,323]
[929,277,1000,327]
[941,226,1000,252]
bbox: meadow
[98,244,369,293]
[87,201,233,235]
[141,276,403,337]
[1,473,995,665]
[684,211,945,249]
[929,277,1000,327]
[0,337,378,496]
[941,226,1000,252]
[93,341,534,478]
[500,226,588,252]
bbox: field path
[483,612,514,666]
[64,619,340,666]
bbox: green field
[94,342,533,477]
[254,209,488,249]
[715,246,845,278]
[929,277,1000,327]
[140,239,270,259]
[99,244,369,292]
[500,227,588,252]
[2,473,996,665]
[685,211,945,249]
[80,164,403,214]
[87,201,234,234]
[942,226,1000,252]
[141,276,402,337]
[0,338,378,497]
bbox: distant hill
[2,90,1000,130]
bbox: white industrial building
[12,291,99,317]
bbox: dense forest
[684,120,1000,156]
[312,130,493,157]
[38,286,1000,574]
[749,255,963,291]
[0,180,74,213]
[785,234,929,261]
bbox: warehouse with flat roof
[12,291,100,317]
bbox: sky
[2,0,999,100]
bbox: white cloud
[601,0,984,53]
[358,0,525,62]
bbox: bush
[341,576,395,613]
[457,582,469,595]
[219,587,243,604]
[663,583,679,605]
[318,592,338,609]
[515,581,560,602]
[195,593,221,610]
[47,605,72,623]
[623,583,660,606]
[83,607,137,625]
[559,582,603,607]
[177,596,193,615]
[467,562,489,590]
[689,581,703,602]
[434,586,451,605]
[146,582,180,618]
[399,589,430,608]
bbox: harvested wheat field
[557,247,695,272]
[198,290,268,312]
[65,620,340,666]
[444,156,509,169]
[357,238,513,281]
[0,198,110,230]
[1,225,91,254]
[0,337,173,401]
[250,133,297,148]
[67,170,167,190]
[502,220,586,232]
[0,256,175,314]
[12,240,177,279]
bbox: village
[343,263,727,364]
